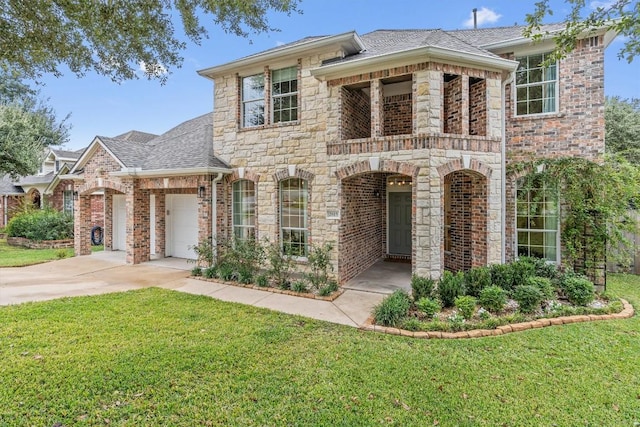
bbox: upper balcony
[328,70,501,156]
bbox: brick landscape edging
[7,236,74,249]
[359,299,635,339]
[192,276,344,301]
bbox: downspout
[211,173,224,251]
[501,72,515,264]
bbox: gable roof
[71,112,230,176]
[51,148,82,160]
[113,130,159,143]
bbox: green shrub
[190,240,215,268]
[374,290,411,327]
[401,318,422,332]
[304,242,334,290]
[6,209,73,241]
[204,266,217,279]
[510,258,537,287]
[490,264,515,293]
[513,285,544,313]
[256,274,269,287]
[217,263,235,281]
[415,297,441,318]
[411,275,435,301]
[318,280,339,297]
[266,240,295,289]
[447,312,466,331]
[562,276,595,306]
[56,249,69,259]
[291,280,308,293]
[520,256,558,279]
[464,266,492,297]
[526,276,555,300]
[454,295,477,320]
[478,285,507,313]
[191,266,202,277]
[437,271,465,308]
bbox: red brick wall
[383,93,412,136]
[505,37,605,162]
[46,180,74,212]
[444,171,487,272]
[341,86,371,140]
[0,195,22,228]
[339,173,387,283]
[90,195,104,228]
[444,75,463,134]
[469,78,487,136]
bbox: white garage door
[167,194,198,259]
[112,194,127,251]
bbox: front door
[388,192,411,255]
[112,194,126,251]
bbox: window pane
[243,100,265,127]
[272,66,298,124]
[232,180,255,241]
[515,53,557,116]
[242,74,264,101]
[280,178,308,256]
[516,175,559,262]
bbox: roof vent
[473,8,478,29]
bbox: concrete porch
[343,259,412,294]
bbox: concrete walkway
[0,251,384,328]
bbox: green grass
[0,238,74,267]
[0,275,639,426]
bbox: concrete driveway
[0,251,383,328]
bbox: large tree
[606,96,640,163]
[0,70,70,178]
[0,0,300,84]
[524,0,639,63]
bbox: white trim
[109,167,231,178]
[70,137,126,173]
[311,46,518,81]
[197,31,364,80]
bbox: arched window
[232,180,255,240]
[280,178,308,256]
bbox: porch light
[373,189,381,198]
[198,186,205,198]
[73,191,78,201]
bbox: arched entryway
[28,189,41,209]
[443,169,488,272]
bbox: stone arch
[77,180,128,196]
[437,158,492,180]
[27,188,41,208]
[273,166,315,183]
[223,168,261,184]
[335,159,419,180]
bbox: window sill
[512,112,565,120]
[238,120,300,132]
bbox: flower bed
[371,257,632,337]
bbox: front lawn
[0,239,73,267]
[0,275,638,426]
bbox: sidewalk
[0,251,384,328]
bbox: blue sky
[36,0,640,151]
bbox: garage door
[167,194,198,259]
[112,194,126,251]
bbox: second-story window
[242,73,265,127]
[515,53,557,116]
[271,66,298,123]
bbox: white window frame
[271,66,298,124]
[232,179,256,241]
[514,52,558,117]
[63,190,74,215]
[241,73,265,128]
[516,177,560,263]
[279,178,308,257]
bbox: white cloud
[138,61,168,77]
[276,41,286,47]
[462,7,502,29]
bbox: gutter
[211,173,224,252]
[311,46,518,81]
[109,167,231,178]
[501,71,515,264]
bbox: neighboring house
[0,148,87,228]
[73,23,614,287]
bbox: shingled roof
[0,175,24,195]
[96,113,229,171]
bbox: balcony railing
[327,133,500,155]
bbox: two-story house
[72,23,614,287]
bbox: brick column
[156,192,166,257]
[370,79,383,137]
[126,181,151,264]
[198,180,213,245]
[74,194,92,256]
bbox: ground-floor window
[63,190,74,215]
[516,176,559,262]
[232,180,256,240]
[280,178,308,256]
